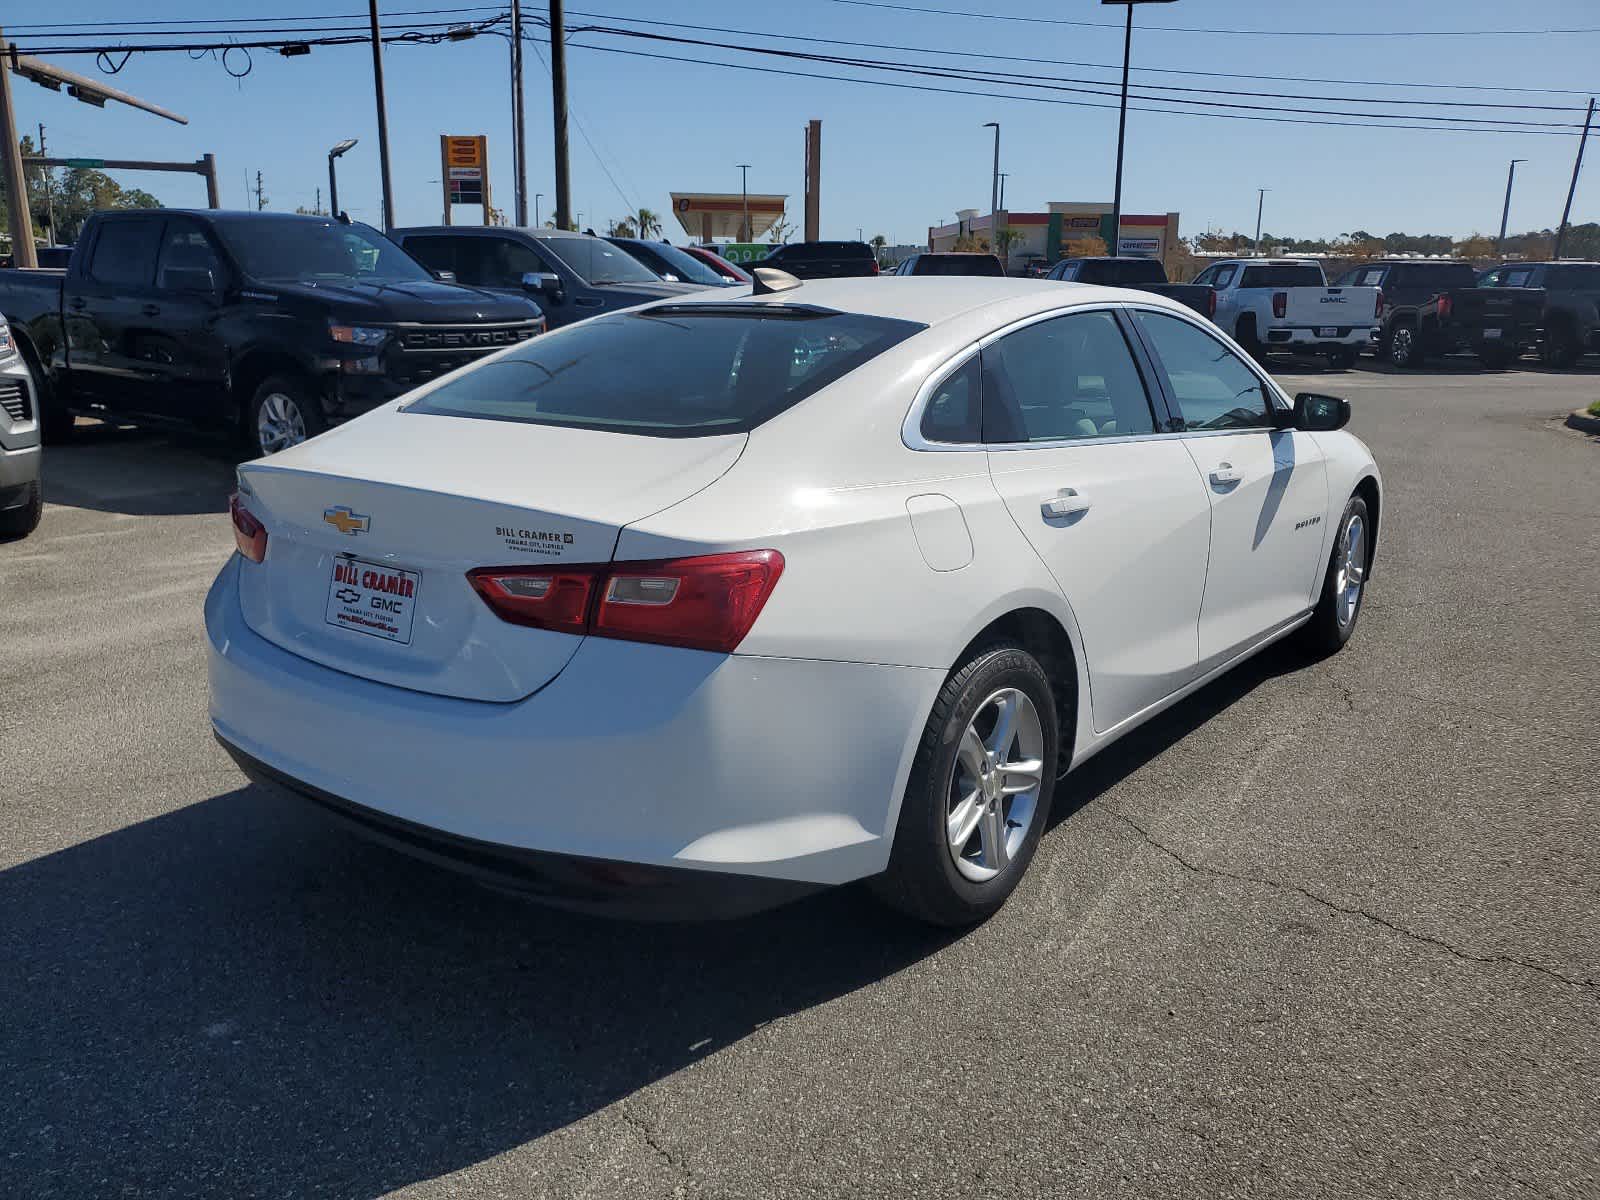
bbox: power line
[564,42,1587,137]
[524,34,637,221]
[563,24,1587,124]
[815,0,1600,37]
[4,7,505,31]
[564,8,1595,100]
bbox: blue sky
[9,0,1599,244]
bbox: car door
[145,217,231,423]
[1129,308,1330,670]
[981,307,1212,733]
[69,217,166,412]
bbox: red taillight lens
[1375,287,1385,320]
[1272,291,1287,319]
[466,566,597,635]
[870,259,880,276]
[466,550,785,653]
[1207,288,1218,318]
[1437,293,1452,319]
[229,492,267,563]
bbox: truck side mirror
[524,271,562,301]
[432,269,457,283]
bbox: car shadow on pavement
[41,421,238,517]
[0,784,956,1196]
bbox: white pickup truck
[1191,258,1382,367]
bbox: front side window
[88,220,163,287]
[155,221,225,292]
[1213,265,1238,288]
[1503,268,1534,288]
[1192,265,1218,286]
[983,310,1157,443]
[405,307,925,437]
[459,237,551,289]
[1134,310,1274,431]
[536,236,658,285]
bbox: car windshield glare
[540,236,661,285]
[215,218,432,284]
[403,308,925,437]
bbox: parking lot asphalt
[2,360,1597,1200]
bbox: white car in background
[207,275,1382,926]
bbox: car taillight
[870,259,880,276]
[229,492,267,563]
[466,550,784,653]
[1207,289,1217,318]
[1437,293,1452,319]
[1375,288,1385,320]
[1272,291,1287,319]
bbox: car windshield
[624,241,731,286]
[538,236,660,285]
[404,307,925,437]
[213,217,431,284]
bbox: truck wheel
[1234,316,1263,362]
[1325,347,1358,370]
[0,478,43,540]
[1388,325,1425,368]
[1540,323,1579,368]
[246,374,325,458]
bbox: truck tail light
[467,550,784,653]
[1207,289,1218,319]
[229,492,267,563]
[1272,291,1287,319]
[1376,288,1385,320]
[1436,293,1453,319]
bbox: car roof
[644,276,1191,327]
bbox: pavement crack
[1108,810,1595,995]
[618,1103,694,1186]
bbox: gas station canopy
[670,192,788,242]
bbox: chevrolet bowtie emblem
[324,506,370,536]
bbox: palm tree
[607,217,637,238]
[636,208,662,239]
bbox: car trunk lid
[234,408,745,702]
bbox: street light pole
[535,192,543,227]
[983,121,1000,253]
[328,138,358,220]
[1254,187,1269,255]
[1103,0,1177,258]
[1498,158,1527,250]
[737,163,751,242]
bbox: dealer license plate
[325,555,420,644]
[1483,328,1502,339]
[1317,326,1339,338]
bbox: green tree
[607,217,637,237]
[5,137,162,244]
[635,208,662,239]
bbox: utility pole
[1254,187,1269,255]
[315,186,323,216]
[367,0,397,230]
[737,163,751,242]
[998,172,1008,213]
[254,170,266,211]
[535,192,543,227]
[0,27,38,269]
[1555,97,1595,260]
[1498,158,1527,250]
[36,123,56,247]
[510,0,528,225]
[549,0,572,230]
[983,121,1000,253]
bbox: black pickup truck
[1333,259,1542,368]
[0,209,546,457]
[1475,260,1600,367]
[1044,256,1216,319]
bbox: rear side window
[88,220,163,287]
[983,311,1156,443]
[1238,264,1324,288]
[919,355,982,444]
[405,308,925,437]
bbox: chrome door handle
[1209,463,1242,486]
[1041,488,1091,519]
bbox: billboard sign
[440,135,489,220]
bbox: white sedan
[207,274,1381,925]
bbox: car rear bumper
[1264,326,1377,348]
[206,556,940,902]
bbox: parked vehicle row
[1044,256,1216,319]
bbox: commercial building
[929,201,1181,265]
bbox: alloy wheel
[256,391,308,455]
[1335,512,1367,627]
[945,687,1045,883]
[1390,328,1414,366]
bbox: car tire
[0,478,42,540]
[1234,316,1263,362]
[871,643,1059,927]
[1299,494,1371,657]
[247,374,325,458]
[1540,323,1579,369]
[1326,347,1358,369]
[1388,324,1424,368]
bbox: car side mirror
[432,269,457,283]
[1292,392,1351,432]
[524,271,562,300]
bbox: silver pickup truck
[1194,258,1383,367]
[0,317,41,539]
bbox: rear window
[404,307,925,437]
[1394,264,1475,289]
[1238,264,1325,288]
[774,242,872,261]
[915,255,1005,277]
[1078,259,1165,285]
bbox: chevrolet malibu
[208,275,1381,925]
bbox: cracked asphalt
[2,361,1597,1199]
